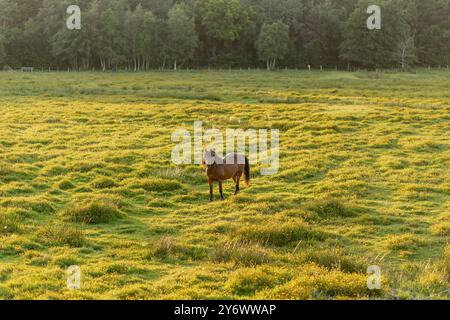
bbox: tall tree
[141,10,159,70]
[195,0,251,62]
[167,3,198,70]
[0,0,448,70]
[415,0,450,67]
[301,0,346,68]
[340,0,412,69]
[0,32,6,67]
[96,0,128,70]
[256,21,289,70]
[125,4,146,71]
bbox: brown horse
[202,150,250,201]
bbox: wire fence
[1,65,450,73]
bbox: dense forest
[0,0,449,70]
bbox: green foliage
[0,32,6,66]
[256,21,289,70]
[196,0,251,42]
[0,0,448,69]
[167,3,198,70]
[341,0,420,69]
[415,0,450,66]
[302,0,346,67]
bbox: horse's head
[202,149,216,167]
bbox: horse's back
[224,153,246,165]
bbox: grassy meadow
[0,70,449,300]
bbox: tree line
[0,0,449,71]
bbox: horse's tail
[244,157,250,187]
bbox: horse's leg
[209,180,214,202]
[219,181,224,200]
[234,174,241,195]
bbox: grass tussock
[388,258,450,298]
[1,197,55,214]
[133,178,185,193]
[226,267,291,296]
[297,247,367,274]
[305,198,357,218]
[210,241,273,267]
[383,234,429,254]
[145,237,206,261]
[263,266,377,299]
[233,221,328,246]
[92,177,118,189]
[58,179,75,190]
[430,221,450,237]
[444,246,450,280]
[0,214,21,235]
[62,198,123,224]
[37,224,85,247]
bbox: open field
[0,70,449,299]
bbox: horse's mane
[202,149,218,168]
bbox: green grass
[62,197,124,224]
[0,70,449,299]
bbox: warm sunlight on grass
[0,70,448,299]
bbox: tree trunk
[401,47,406,70]
[211,43,217,60]
[174,59,177,71]
[100,57,106,72]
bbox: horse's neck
[215,155,225,164]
